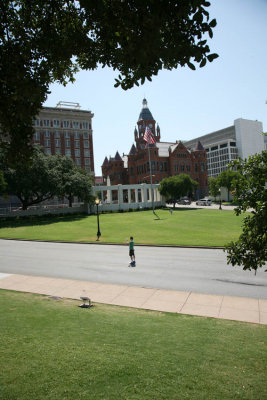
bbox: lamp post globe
[95,198,101,240]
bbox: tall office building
[184,119,264,177]
[32,101,95,176]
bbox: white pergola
[92,183,164,211]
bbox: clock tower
[134,99,161,149]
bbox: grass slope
[0,290,266,400]
[0,209,244,247]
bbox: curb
[0,238,224,250]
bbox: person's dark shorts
[129,250,135,257]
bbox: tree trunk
[68,196,73,207]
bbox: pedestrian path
[0,273,266,324]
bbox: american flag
[144,126,156,144]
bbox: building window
[74,141,80,149]
[75,149,80,157]
[201,162,205,172]
[73,121,80,129]
[33,119,40,126]
[195,164,198,172]
[211,145,218,151]
[54,131,60,138]
[65,149,71,156]
[84,140,89,148]
[44,148,51,155]
[44,130,50,138]
[65,139,70,148]
[85,167,91,172]
[230,142,236,147]
[75,158,81,165]
[55,149,61,154]
[44,139,50,147]
[33,131,40,140]
[84,158,90,165]
[186,165,190,172]
[74,131,80,139]
[53,120,60,127]
[84,149,89,157]
[43,119,50,127]
[180,165,185,171]
[83,132,89,139]
[164,162,167,171]
[64,131,70,138]
[63,121,69,128]
[82,122,88,129]
[55,139,61,147]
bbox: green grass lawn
[0,208,244,247]
[0,290,266,400]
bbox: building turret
[114,151,122,161]
[102,156,109,166]
[135,98,160,148]
[195,141,204,151]
[129,144,137,155]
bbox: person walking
[127,236,135,266]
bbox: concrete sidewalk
[0,273,266,325]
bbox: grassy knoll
[0,290,266,400]
[0,209,244,247]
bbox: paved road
[0,239,266,299]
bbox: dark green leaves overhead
[0,0,218,163]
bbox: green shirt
[129,240,134,250]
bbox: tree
[0,1,218,163]
[2,147,94,209]
[217,170,240,202]
[3,147,59,210]
[54,156,94,207]
[159,174,198,208]
[208,176,220,200]
[0,170,7,195]
[224,152,267,273]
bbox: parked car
[196,199,212,206]
[166,198,176,205]
[177,197,191,205]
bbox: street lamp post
[219,189,222,210]
[95,198,101,240]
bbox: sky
[44,0,267,176]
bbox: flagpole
[147,143,155,213]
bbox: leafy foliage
[53,156,94,207]
[159,174,198,207]
[217,170,240,201]
[208,176,220,200]
[0,0,218,163]
[2,147,94,209]
[224,152,267,273]
[0,169,7,195]
[3,147,59,209]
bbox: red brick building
[102,99,208,197]
[32,102,95,176]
